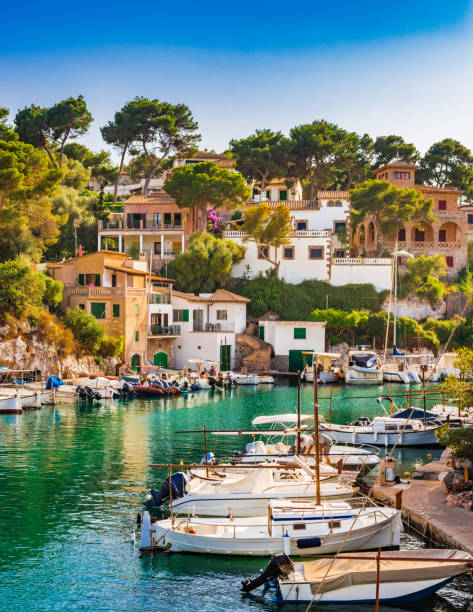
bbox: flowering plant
[207,207,223,234]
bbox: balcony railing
[100,218,183,231]
[69,287,125,296]
[149,324,181,336]
[224,229,330,239]
[148,293,170,304]
[332,258,391,265]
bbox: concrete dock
[372,460,473,555]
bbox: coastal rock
[382,295,445,321]
[442,469,471,493]
[446,490,473,510]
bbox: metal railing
[148,293,170,304]
[149,324,181,336]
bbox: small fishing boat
[258,375,275,384]
[345,350,383,385]
[145,464,353,517]
[0,393,22,414]
[134,386,165,398]
[234,374,259,385]
[242,550,473,604]
[302,353,341,384]
[320,415,442,447]
[140,500,401,555]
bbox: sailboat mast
[393,246,398,348]
[297,371,301,454]
[313,354,321,505]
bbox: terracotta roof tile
[126,193,176,205]
[209,289,250,303]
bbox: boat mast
[312,354,321,505]
[297,371,301,454]
[393,246,398,349]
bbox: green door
[154,352,168,368]
[259,325,265,340]
[288,350,313,372]
[220,344,231,371]
[130,354,141,372]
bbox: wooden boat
[320,416,442,447]
[139,501,400,555]
[302,353,341,384]
[145,464,353,517]
[242,550,473,604]
[234,374,259,385]
[134,386,165,398]
[0,394,22,414]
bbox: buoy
[179,459,184,466]
[403,471,410,479]
[427,453,432,459]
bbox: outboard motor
[208,376,218,389]
[84,386,101,400]
[144,471,189,508]
[190,383,199,392]
[241,554,294,593]
[200,452,215,465]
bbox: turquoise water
[0,383,472,611]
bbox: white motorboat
[140,500,401,555]
[249,414,381,474]
[382,363,421,384]
[258,375,275,384]
[234,374,259,385]
[145,464,353,517]
[242,549,473,604]
[321,415,442,447]
[344,351,383,385]
[0,393,22,414]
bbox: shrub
[43,275,63,310]
[436,425,473,460]
[64,307,105,353]
[0,256,46,319]
[99,335,124,357]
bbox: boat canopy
[352,354,377,368]
[252,414,314,426]
[300,549,472,594]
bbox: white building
[258,320,326,371]
[147,287,250,370]
[227,191,392,291]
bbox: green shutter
[259,325,265,340]
[135,331,139,342]
[91,302,106,319]
[78,274,85,286]
[294,327,306,339]
[280,190,287,201]
[94,274,101,287]
[183,309,189,322]
[135,304,139,316]
[266,190,270,200]
[112,304,120,318]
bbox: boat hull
[320,426,440,447]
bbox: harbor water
[1,383,472,611]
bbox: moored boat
[344,350,383,385]
[242,550,473,604]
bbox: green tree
[0,256,47,319]
[333,132,374,189]
[229,129,291,193]
[240,203,293,278]
[404,254,449,304]
[15,96,92,168]
[0,108,18,141]
[289,120,367,199]
[372,135,419,168]
[0,139,64,260]
[439,348,473,425]
[43,275,63,310]
[309,307,369,343]
[350,179,436,244]
[122,97,200,195]
[169,232,244,293]
[417,139,473,201]
[64,306,106,353]
[164,161,251,230]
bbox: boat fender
[296,536,322,549]
[283,530,291,555]
[200,452,215,465]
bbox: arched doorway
[131,354,141,372]
[153,352,168,368]
[411,224,434,244]
[358,225,366,246]
[438,222,460,244]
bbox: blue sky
[2,0,473,158]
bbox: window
[414,229,425,242]
[135,304,139,316]
[283,246,294,259]
[279,190,287,201]
[78,304,85,310]
[111,274,117,288]
[266,190,270,200]
[91,302,106,319]
[334,250,345,258]
[135,331,139,342]
[328,201,334,207]
[295,220,307,231]
[334,222,346,233]
[174,212,182,227]
[439,229,447,242]
[438,200,447,210]
[308,246,324,259]
[112,304,120,318]
[294,327,306,339]
[154,242,161,254]
[398,228,406,241]
[173,309,189,322]
[78,273,100,286]
[335,201,342,207]
[216,310,227,320]
[393,171,410,180]
[153,212,162,226]
[164,212,172,227]
[78,273,85,286]
[468,214,473,225]
[446,256,454,268]
[258,246,269,259]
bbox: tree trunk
[44,146,58,169]
[114,145,128,206]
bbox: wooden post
[422,366,427,428]
[203,425,209,477]
[168,464,174,529]
[329,387,333,425]
[297,371,301,455]
[464,466,469,484]
[395,490,403,510]
[375,547,381,612]
[267,504,272,536]
[313,354,321,506]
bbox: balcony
[99,218,183,232]
[69,287,125,297]
[148,324,181,337]
[148,293,170,304]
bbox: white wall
[259,321,326,356]
[292,199,350,231]
[208,302,247,333]
[330,259,392,291]
[173,332,235,369]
